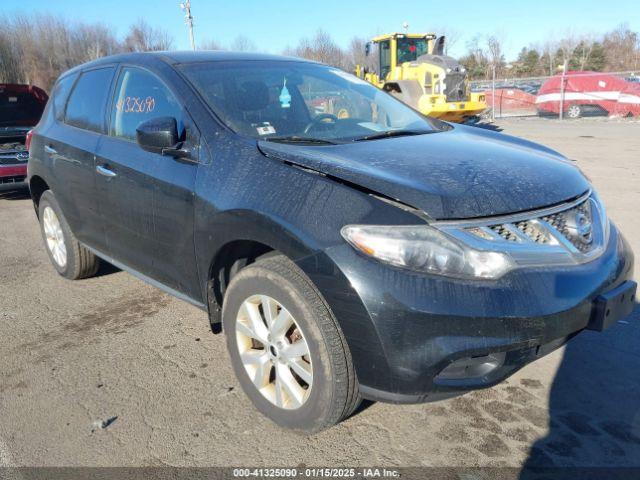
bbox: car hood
[258,124,590,220]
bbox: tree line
[461,25,640,79]
[0,15,172,91]
[1,13,639,92]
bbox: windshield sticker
[279,79,291,109]
[256,123,276,135]
[330,69,370,86]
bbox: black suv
[28,52,636,432]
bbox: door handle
[44,145,57,155]
[96,165,117,178]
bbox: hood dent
[258,126,590,221]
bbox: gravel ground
[0,117,639,469]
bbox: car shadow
[0,187,30,200]
[520,303,640,478]
[94,260,121,278]
[467,121,504,132]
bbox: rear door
[96,65,200,296]
[44,67,115,251]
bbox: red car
[613,81,640,117]
[535,71,638,118]
[0,84,48,191]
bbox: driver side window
[109,67,182,141]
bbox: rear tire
[222,255,360,433]
[38,190,99,280]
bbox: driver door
[96,65,200,296]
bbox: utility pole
[491,63,496,121]
[559,59,568,120]
[180,1,195,51]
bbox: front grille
[0,154,29,165]
[466,196,599,255]
[541,200,593,252]
[444,72,467,102]
[0,175,26,184]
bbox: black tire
[222,255,361,433]
[38,190,99,280]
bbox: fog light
[436,352,506,380]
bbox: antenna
[402,22,409,33]
[180,1,196,51]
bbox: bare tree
[346,36,367,71]
[433,26,462,56]
[0,20,24,83]
[0,14,176,91]
[287,29,347,70]
[230,35,257,52]
[557,33,580,67]
[200,38,224,51]
[459,35,489,79]
[572,38,595,70]
[486,35,506,77]
[540,40,557,75]
[124,19,173,52]
[603,23,640,71]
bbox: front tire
[38,190,99,280]
[566,104,583,119]
[222,255,360,433]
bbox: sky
[2,0,640,61]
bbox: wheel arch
[200,210,322,333]
[29,174,50,216]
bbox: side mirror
[136,117,189,158]
[365,42,371,57]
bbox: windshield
[397,38,429,64]
[180,60,442,143]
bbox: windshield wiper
[354,129,432,142]
[264,136,337,145]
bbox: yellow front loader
[356,33,486,122]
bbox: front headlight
[340,224,514,279]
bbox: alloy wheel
[567,105,582,119]
[235,294,313,410]
[43,206,67,268]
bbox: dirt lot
[1,118,639,469]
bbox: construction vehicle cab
[356,33,486,122]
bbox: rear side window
[109,67,182,141]
[65,67,115,133]
[52,74,77,121]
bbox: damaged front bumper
[306,222,635,404]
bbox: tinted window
[396,38,428,64]
[65,67,114,132]
[52,74,77,121]
[109,67,182,141]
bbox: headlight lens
[340,225,514,279]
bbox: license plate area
[588,280,637,331]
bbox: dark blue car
[27,51,636,432]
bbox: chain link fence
[470,71,640,120]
